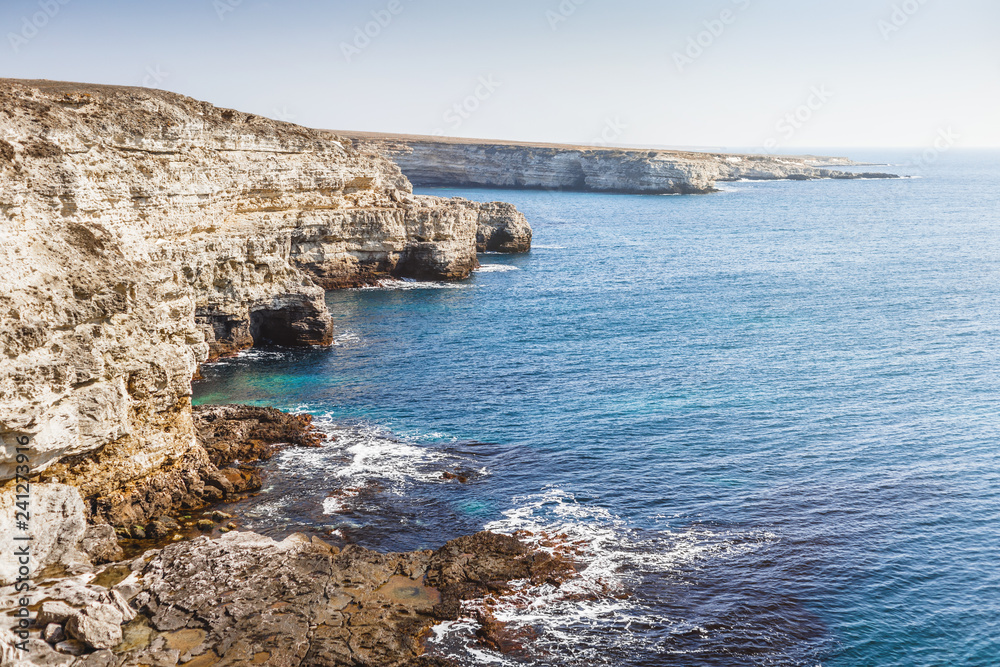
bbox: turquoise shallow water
[195,150,1000,666]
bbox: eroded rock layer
[0,80,529,498]
[342,131,898,194]
[44,404,325,533]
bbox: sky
[1,0,998,150]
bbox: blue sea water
[194,150,1000,666]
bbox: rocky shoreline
[339,131,899,195]
[2,526,576,666]
[0,76,531,503]
[0,77,529,522]
[1,401,576,666]
[0,78,900,664]
[0,79,541,665]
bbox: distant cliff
[341,132,898,195]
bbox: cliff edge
[0,79,530,525]
[340,131,898,194]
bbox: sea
[193,150,1000,666]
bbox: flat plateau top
[331,129,849,164]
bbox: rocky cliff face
[342,132,897,194]
[0,80,529,515]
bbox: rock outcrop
[0,483,90,584]
[0,80,529,509]
[468,199,532,253]
[0,403,323,584]
[341,132,898,194]
[0,79,547,665]
[73,404,325,533]
[0,530,575,666]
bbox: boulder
[105,589,136,622]
[17,639,76,665]
[42,623,66,644]
[53,639,87,656]
[65,604,123,650]
[73,649,116,667]
[79,524,124,564]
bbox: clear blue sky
[2,0,997,149]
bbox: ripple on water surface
[195,157,1000,666]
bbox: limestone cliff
[341,131,897,195]
[0,79,529,509]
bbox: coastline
[338,131,899,195]
[1,399,577,665]
[0,78,535,665]
[1,78,899,664]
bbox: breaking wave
[425,488,782,666]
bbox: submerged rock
[79,525,124,565]
[53,639,87,657]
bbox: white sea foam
[331,428,451,487]
[474,264,519,273]
[430,621,522,666]
[333,330,360,346]
[237,348,288,360]
[353,278,471,290]
[235,413,469,519]
[205,348,288,366]
[530,244,566,250]
[279,421,468,515]
[425,487,779,664]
